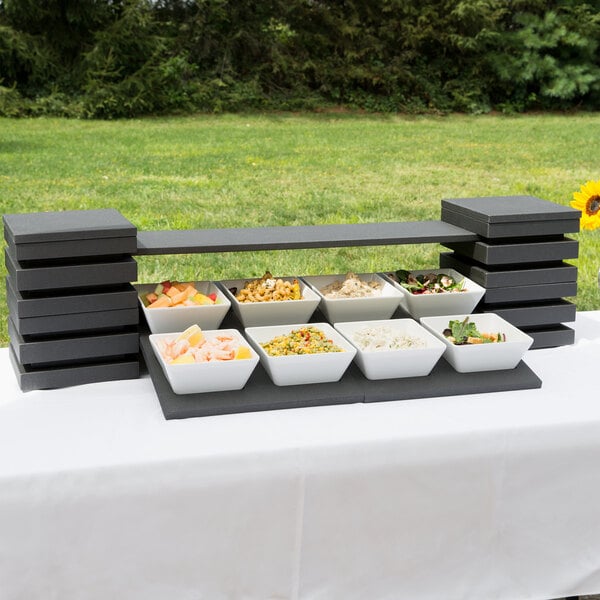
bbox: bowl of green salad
[384,268,485,319]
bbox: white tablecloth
[1,312,600,600]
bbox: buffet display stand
[4,196,581,412]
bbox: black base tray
[139,311,543,420]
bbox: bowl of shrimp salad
[149,327,259,394]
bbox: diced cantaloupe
[170,286,196,305]
[166,286,181,298]
[173,282,194,292]
[148,294,172,308]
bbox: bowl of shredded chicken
[302,272,403,323]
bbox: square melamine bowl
[244,322,357,386]
[301,273,403,323]
[137,281,230,334]
[334,318,446,380]
[419,313,534,373]
[384,268,485,319]
[149,329,259,394]
[219,277,320,327]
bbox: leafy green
[448,317,480,345]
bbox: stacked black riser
[4,209,140,391]
[440,196,580,349]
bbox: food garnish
[442,317,506,345]
[394,270,465,295]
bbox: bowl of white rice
[334,318,446,380]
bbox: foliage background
[1,0,599,118]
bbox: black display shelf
[480,281,577,305]
[11,307,140,336]
[521,324,575,349]
[6,279,138,319]
[441,196,580,239]
[6,250,138,292]
[439,253,577,289]
[5,236,137,263]
[480,300,577,328]
[441,236,579,265]
[136,220,477,255]
[3,208,136,245]
[9,346,140,392]
[9,319,139,366]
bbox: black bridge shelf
[135,220,478,255]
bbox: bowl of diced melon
[136,279,231,333]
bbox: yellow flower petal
[572,179,600,230]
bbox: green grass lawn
[1,113,599,348]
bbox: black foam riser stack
[4,209,140,391]
[440,195,580,349]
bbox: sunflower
[571,179,600,231]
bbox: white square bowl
[334,318,446,380]
[149,329,259,394]
[419,313,534,373]
[219,277,320,327]
[384,268,485,319]
[244,322,357,386]
[301,273,403,323]
[136,281,231,334]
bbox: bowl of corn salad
[244,323,357,386]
